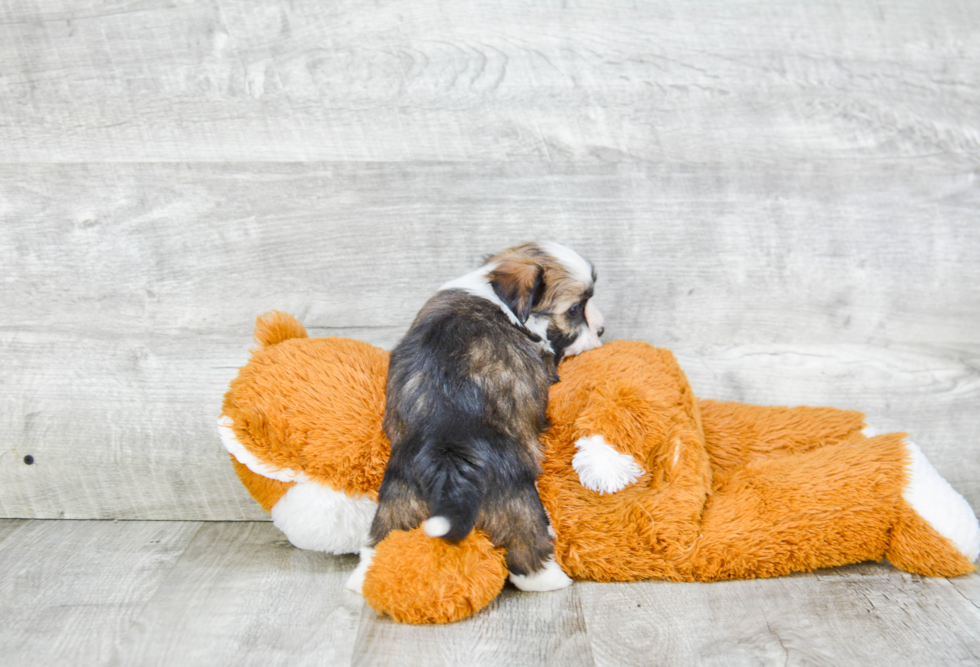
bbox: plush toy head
[220,312,979,623]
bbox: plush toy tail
[254,310,308,347]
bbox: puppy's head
[486,241,604,361]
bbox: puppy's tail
[254,311,308,348]
[419,440,484,543]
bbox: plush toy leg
[691,434,910,581]
[692,433,978,580]
[231,458,293,512]
[699,400,865,471]
[361,528,508,624]
[884,441,979,575]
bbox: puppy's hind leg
[348,475,427,595]
[483,481,572,592]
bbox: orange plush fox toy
[219,312,980,624]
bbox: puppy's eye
[567,303,583,318]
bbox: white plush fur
[509,557,573,592]
[271,481,377,555]
[217,415,306,484]
[572,434,645,494]
[903,440,980,562]
[219,415,377,555]
[423,516,451,538]
[345,546,376,595]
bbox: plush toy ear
[489,260,545,324]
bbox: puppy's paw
[572,434,644,495]
[345,546,376,595]
[509,557,573,592]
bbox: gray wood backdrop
[1,0,978,522]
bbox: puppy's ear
[489,260,545,324]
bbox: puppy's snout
[586,302,605,340]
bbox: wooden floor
[0,519,977,667]
[3,0,980,664]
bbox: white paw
[345,546,376,595]
[509,557,573,592]
[572,435,644,495]
[904,441,980,562]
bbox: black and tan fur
[368,243,602,577]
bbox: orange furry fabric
[225,312,975,624]
[363,528,507,624]
[222,326,390,500]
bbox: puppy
[347,242,604,594]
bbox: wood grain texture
[579,562,980,666]
[113,522,364,667]
[949,570,980,609]
[1,162,978,517]
[352,585,593,667]
[2,161,978,344]
[0,518,28,546]
[1,521,978,666]
[0,2,978,526]
[1,1,978,163]
[0,519,201,667]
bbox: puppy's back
[378,290,552,542]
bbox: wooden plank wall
[1,0,978,520]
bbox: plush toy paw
[220,415,378,555]
[572,435,645,494]
[903,440,980,563]
[508,557,573,592]
[361,528,508,624]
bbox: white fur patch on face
[345,546,377,595]
[438,262,523,327]
[271,481,378,555]
[561,302,604,359]
[509,556,573,592]
[218,415,308,484]
[540,241,594,285]
[572,435,645,494]
[903,440,980,562]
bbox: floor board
[579,564,980,666]
[352,585,593,667]
[112,522,364,667]
[1,520,977,667]
[0,520,201,667]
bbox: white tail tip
[423,516,451,538]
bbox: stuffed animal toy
[219,312,980,624]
